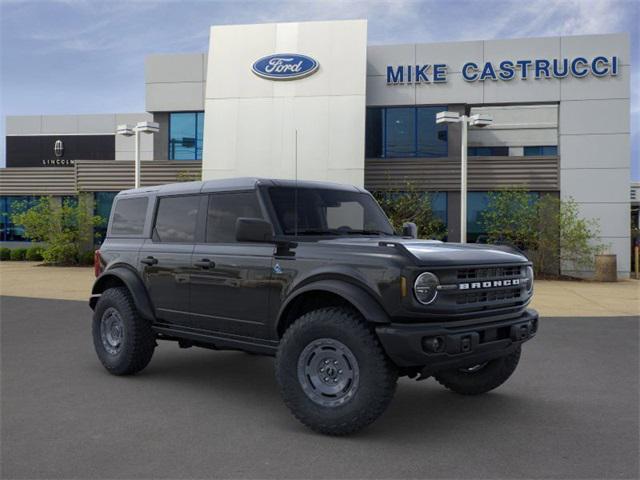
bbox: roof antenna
[294,128,299,238]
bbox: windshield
[268,187,395,236]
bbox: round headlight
[525,266,534,294]
[414,272,439,305]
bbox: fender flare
[90,266,155,321]
[277,279,391,334]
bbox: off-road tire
[434,347,521,395]
[92,287,156,375]
[275,307,398,436]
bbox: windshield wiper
[341,229,388,235]
[287,229,338,236]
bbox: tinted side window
[206,192,262,243]
[110,197,148,236]
[154,195,200,243]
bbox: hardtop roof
[116,177,365,197]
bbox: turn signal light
[94,250,103,278]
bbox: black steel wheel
[297,338,360,408]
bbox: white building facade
[3,20,632,276]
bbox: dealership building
[0,20,633,276]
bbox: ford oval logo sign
[252,53,319,80]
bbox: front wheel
[434,347,521,395]
[275,307,398,436]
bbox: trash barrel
[594,254,617,282]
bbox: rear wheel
[276,307,398,436]
[434,347,521,395]
[92,287,156,375]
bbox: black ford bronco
[90,178,537,435]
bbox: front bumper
[376,308,538,372]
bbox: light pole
[436,111,492,243]
[116,121,159,188]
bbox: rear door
[190,191,274,339]
[139,194,203,326]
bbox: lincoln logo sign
[54,139,64,158]
[252,54,319,80]
[386,55,620,84]
[459,279,521,290]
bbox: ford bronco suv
[90,178,537,435]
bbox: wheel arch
[90,265,155,321]
[276,279,390,338]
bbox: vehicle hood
[317,237,529,266]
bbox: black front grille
[457,266,522,280]
[456,287,522,305]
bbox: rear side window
[110,197,148,236]
[206,192,262,243]
[154,195,200,243]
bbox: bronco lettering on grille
[459,279,520,290]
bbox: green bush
[0,247,11,261]
[10,196,104,265]
[25,246,44,261]
[373,182,447,240]
[480,189,604,276]
[9,248,27,261]
[79,250,95,266]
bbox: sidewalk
[0,262,638,317]
[0,262,94,302]
[530,279,638,317]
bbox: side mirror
[402,222,418,239]
[236,217,274,243]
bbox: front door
[189,191,274,339]
[139,194,202,326]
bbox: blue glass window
[365,106,448,158]
[468,146,509,156]
[169,112,204,160]
[524,145,558,156]
[466,192,491,243]
[416,107,448,158]
[0,196,40,242]
[466,191,540,243]
[94,192,118,245]
[386,108,415,157]
[430,192,448,226]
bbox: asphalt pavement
[1,296,638,479]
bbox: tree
[373,183,447,240]
[11,196,104,265]
[480,189,538,250]
[480,189,604,276]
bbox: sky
[1,0,638,179]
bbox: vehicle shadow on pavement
[125,346,550,439]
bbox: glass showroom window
[524,146,558,156]
[466,192,491,243]
[94,192,118,245]
[0,196,40,242]
[169,112,204,160]
[365,106,447,158]
[467,191,541,243]
[431,192,448,227]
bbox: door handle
[141,256,158,266]
[194,258,215,269]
